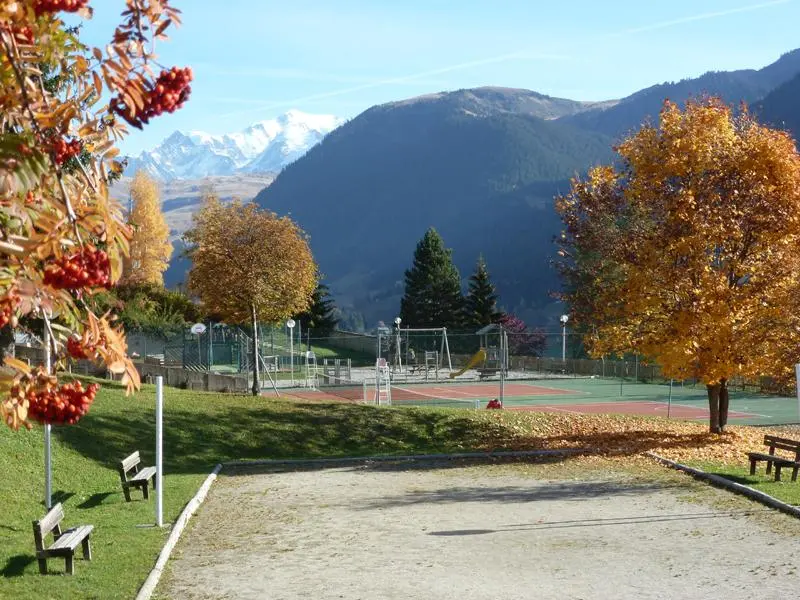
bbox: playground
[156,461,800,600]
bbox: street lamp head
[286,319,296,329]
[394,317,401,326]
[560,314,569,324]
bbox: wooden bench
[119,451,157,502]
[32,503,93,575]
[747,435,800,482]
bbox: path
[157,462,800,600]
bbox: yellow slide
[449,348,487,379]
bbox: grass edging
[646,452,800,519]
[222,448,589,468]
[135,463,223,600]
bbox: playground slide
[449,348,487,379]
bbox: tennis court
[287,377,799,426]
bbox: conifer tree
[464,255,503,328]
[123,170,172,286]
[294,284,338,336]
[400,228,464,329]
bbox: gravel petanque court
[157,461,800,600]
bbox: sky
[76,0,800,155]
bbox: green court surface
[380,377,800,426]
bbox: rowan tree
[122,170,172,286]
[556,98,800,433]
[185,193,317,395]
[0,1,191,429]
[400,228,464,329]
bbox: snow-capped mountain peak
[125,110,344,180]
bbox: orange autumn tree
[185,193,317,395]
[122,170,172,286]
[556,98,800,433]
[0,1,191,429]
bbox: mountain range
[124,110,344,180]
[136,48,800,331]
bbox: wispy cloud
[610,0,791,37]
[219,52,569,118]
[221,0,791,118]
[196,64,450,87]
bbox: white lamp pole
[394,317,402,371]
[560,314,569,363]
[287,319,296,386]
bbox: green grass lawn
[690,462,800,506]
[0,379,512,599]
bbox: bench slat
[35,503,65,537]
[121,451,141,473]
[47,526,93,553]
[763,435,800,452]
[130,467,156,482]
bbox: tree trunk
[706,383,722,433]
[0,326,14,363]
[719,377,730,432]
[251,305,260,397]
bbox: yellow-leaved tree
[123,170,172,286]
[185,192,317,395]
[556,98,800,433]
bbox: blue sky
[77,0,800,155]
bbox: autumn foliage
[557,98,800,432]
[186,193,317,394]
[123,170,172,286]
[0,1,190,429]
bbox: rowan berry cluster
[50,137,82,166]
[34,0,90,16]
[67,337,95,360]
[25,381,99,425]
[43,247,111,290]
[111,66,192,126]
[0,293,19,329]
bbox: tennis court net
[388,381,481,409]
[316,374,367,403]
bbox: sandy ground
[157,461,800,600]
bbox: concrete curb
[221,448,588,468]
[134,448,585,599]
[135,463,223,600]
[646,452,800,519]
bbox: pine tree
[400,228,464,329]
[294,284,339,336]
[464,255,503,328]
[123,170,172,286]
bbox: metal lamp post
[394,317,402,371]
[560,314,569,363]
[287,319,296,386]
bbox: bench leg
[65,554,74,575]
[82,536,92,561]
[774,464,783,482]
[142,482,149,500]
[766,460,773,475]
[122,485,132,503]
[792,467,799,483]
[38,558,47,575]
[749,459,757,475]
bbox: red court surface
[286,382,575,403]
[509,401,758,420]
